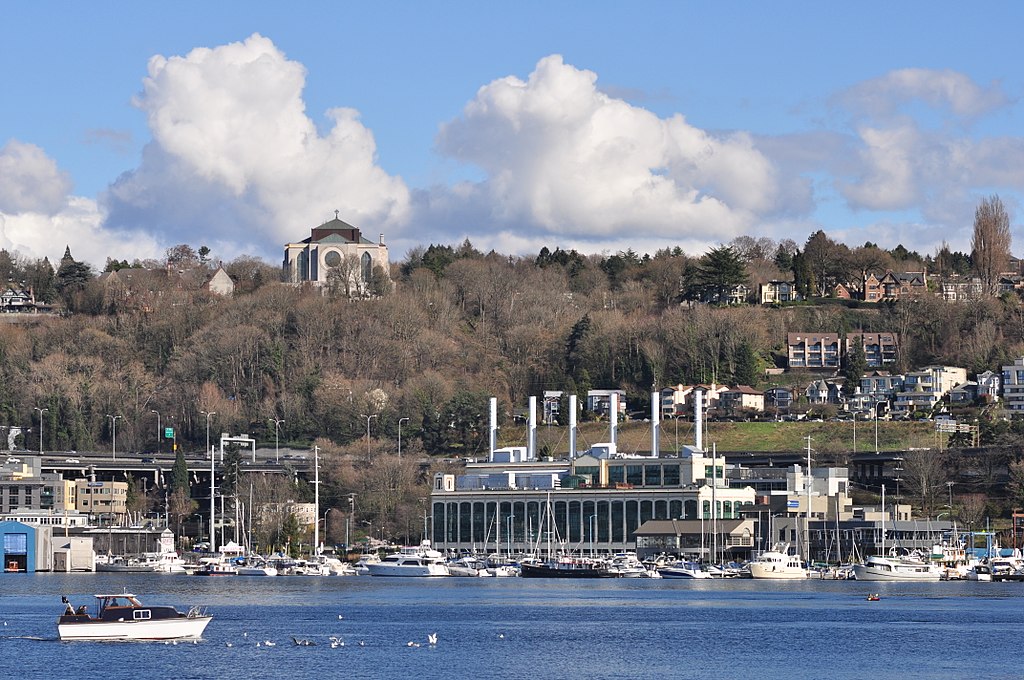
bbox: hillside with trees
[4,210,1024,543]
[2,231,1024,458]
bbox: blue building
[1,520,38,572]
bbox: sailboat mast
[881,483,886,557]
[711,443,717,566]
[546,492,552,559]
[805,435,812,566]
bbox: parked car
[65,458,80,463]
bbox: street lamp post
[105,414,122,460]
[398,417,410,459]
[34,407,48,454]
[346,494,355,551]
[151,410,161,455]
[269,418,285,463]
[360,414,377,457]
[873,401,887,454]
[201,411,216,460]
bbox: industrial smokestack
[610,392,618,447]
[528,396,537,461]
[651,391,660,457]
[489,397,498,459]
[695,389,704,452]
[569,394,578,458]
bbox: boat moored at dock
[367,541,450,577]
[748,545,809,580]
[851,554,942,581]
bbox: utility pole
[34,407,48,454]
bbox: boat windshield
[97,594,143,611]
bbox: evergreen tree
[773,243,793,272]
[733,343,760,386]
[54,246,94,308]
[171,450,189,495]
[565,314,592,380]
[842,338,868,395]
[792,250,814,299]
[692,246,747,304]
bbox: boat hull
[852,563,942,581]
[366,563,449,577]
[519,563,609,578]
[659,568,712,579]
[748,564,808,579]
[236,567,278,576]
[58,615,211,641]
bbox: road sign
[164,427,174,438]
[787,500,800,508]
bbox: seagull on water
[358,640,366,647]
[225,642,233,648]
[427,633,438,646]
[497,633,505,639]
[407,641,420,647]
[264,640,276,647]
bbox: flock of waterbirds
[210,612,506,650]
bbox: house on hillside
[787,333,840,370]
[759,280,801,305]
[205,267,234,297]
[660,384,729,417]
[1002,358,1024,412]
[764,387,795,410]
[805,379,845,405]
[976,370,1001,402]
[586,390,627,418]
[847,332,898,367]
[719,386,765,413]
[0,285,37,313]
[894,366,967,413]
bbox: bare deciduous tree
[971,194,1012,295]
[900,450,946,518]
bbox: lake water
[2,574,1022,679]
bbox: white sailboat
[852,486,942,582]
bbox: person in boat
[62,596,74,616]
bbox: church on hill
[282,213,390,291]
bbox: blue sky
[2,1,1023,268]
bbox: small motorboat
[58,593,212,641]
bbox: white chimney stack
[528,396,537,461]
[489,397,498,458]
[651,391,660,457]
[695,389,704,452]
[610,392,619,447]
[569,394,578,458]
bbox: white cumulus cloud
[0,140,73,215]
[0,141,161,266]
[103,33,410,260]
[431,55,792,249]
